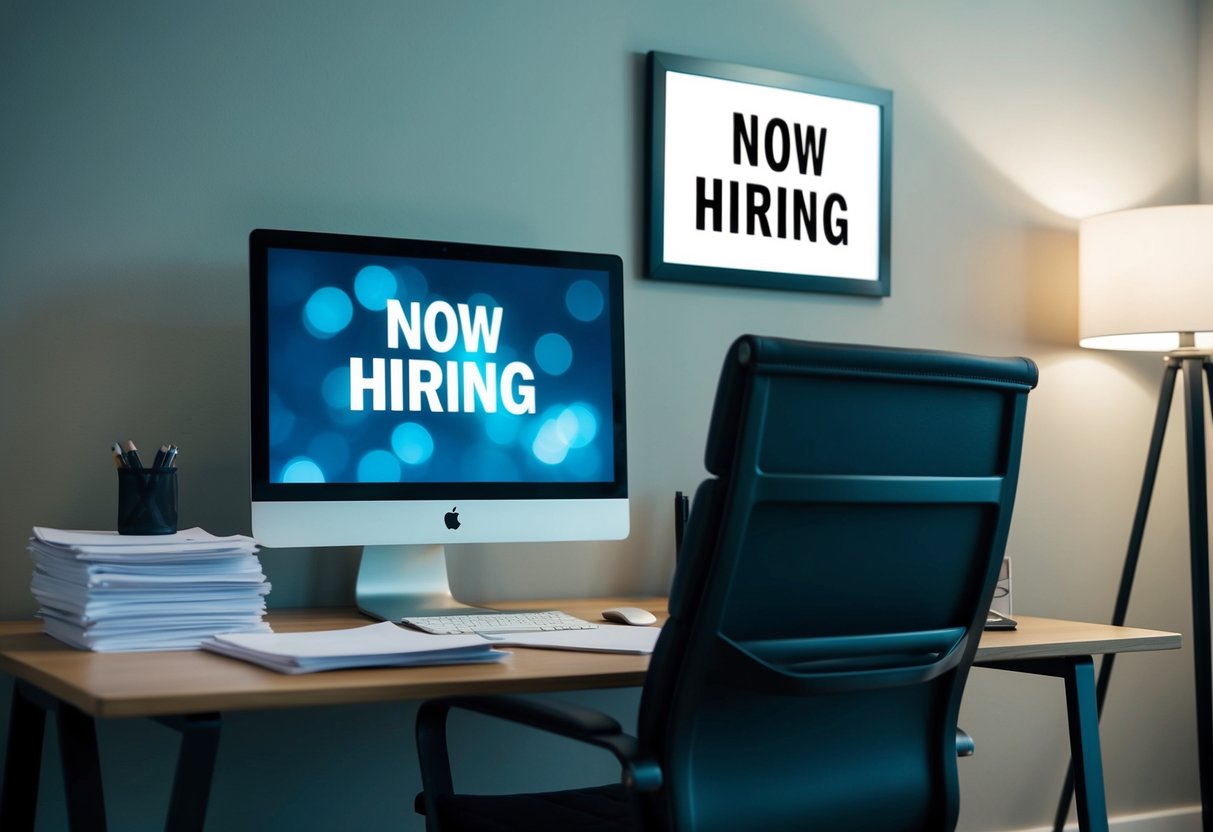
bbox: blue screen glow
[265,247,616,485]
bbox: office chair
[415,335,1038,832]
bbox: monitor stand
[355,544,488,622]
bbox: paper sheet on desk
[494,625,662,654]
[202,621,509,673]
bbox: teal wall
[0,2,1206,828]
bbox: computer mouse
[601,606,657,626]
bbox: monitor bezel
[248,228,629,505]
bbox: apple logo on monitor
[444,507,461,530]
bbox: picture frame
[646,51,892,297]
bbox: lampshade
[1079,205,1213,351]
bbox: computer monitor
[249,229,628,621]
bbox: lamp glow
[1079,205,1213,352]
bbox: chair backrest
[636,336,1038,832]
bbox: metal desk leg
[1,679,108,832]
[2,679,222,832]
[981,656,1109,832]
[56,697,107,831]
[155,713,222,832]
[1060,656,1107,832]
[2,680,48,832]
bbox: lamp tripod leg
[1055,360,1179,832]
[1185,359,1213,831]
[1109,362,1180,628]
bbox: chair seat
[417,783,634,832]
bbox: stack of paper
[29,526,272,652]
[203,621,508,673]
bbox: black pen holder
[117,468,178,535]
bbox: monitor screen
[249,229,628,618]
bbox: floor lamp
[1060,205,1213,831]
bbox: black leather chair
[415,335,1038,831]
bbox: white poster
[649,54,891,296]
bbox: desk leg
[2,680,48,832]
[155,713,221,832]
[2,683,221,832]
[1,679,108,832]
[980,656,1108,832]
[56,698,107,832]
[1059,657,1107,832]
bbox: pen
[122,440,143,469]
[163,444,179,468]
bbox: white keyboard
[401,609,598,635]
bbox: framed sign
[646,52,892,296]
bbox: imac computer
[248,229,628,622]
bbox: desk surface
[0,598,1181,719]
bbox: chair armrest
[415,694,662,819]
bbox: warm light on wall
[1079,205,1213,351]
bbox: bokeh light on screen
[303,287,354,338]
[282,457,325,482]
[358,449,401,482]
[534,333,572,375]
[397,264,429,300]
[565,280,604,322]
[530,402,600,467]
[468,292,498,310]
[484,411,521,445]
[321,365,365,428]
[392,422,435,465]
[557,404,598,448]
[322,366,351,409]
[354,265,398,311]
[533,420,570,464]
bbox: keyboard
[401,609,598,635]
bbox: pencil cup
[117,468,178,535]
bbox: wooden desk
[974,616,1181,832]
[0,602,657,719]
[0,600,1180,832]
